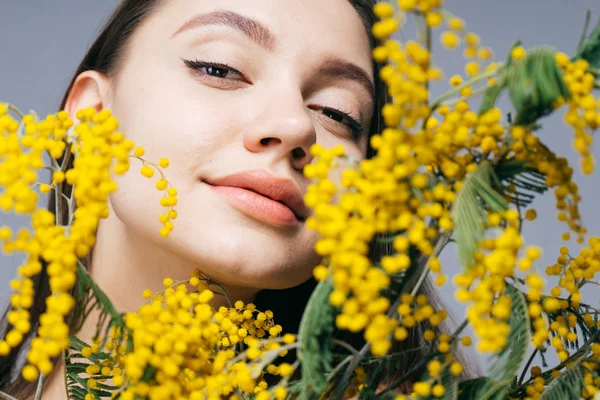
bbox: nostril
[291,147,305,159]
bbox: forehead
[141,0,373,73]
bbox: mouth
[204,182,305,227]
[241,186,306,222]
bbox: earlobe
[64,70,113,122]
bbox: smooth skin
[42,0,375,396]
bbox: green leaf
[439,368,459,400]
[452,162,509,268]
[494,159,548,208]
[458,377,507,400]
[69,336,111,364]
[66,372,91,400]
[357,387,397,400]
[76,263,121,321]
[478,41,522,116]
[478,77,506,115]
[576,12,600,69]
[297,277,336,395]
[490,285,531,380]
[63,362,92,374]
[540,361,585,400]
[472,285,532,400]
[67,385,88,400]
[507,46,571,125]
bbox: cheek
[110,79,248,189]
[111,60,245,152]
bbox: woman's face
[97,0,374,289]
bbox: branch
[517,348,539,386]
[34,374,47,400]
[0,391,18,400]
[7,104,25,119]
[430,68,501,110]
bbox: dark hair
[0,0,476,396]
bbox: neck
[41,203,258,398]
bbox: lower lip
[206,183,302,227]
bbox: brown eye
[203,65,231,78]
[309,105,365,140]
[183,58,249,85]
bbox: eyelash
[183,58,365,139]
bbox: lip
[203,169,309,228]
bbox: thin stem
[34,374,47,400]
[7,104,25,119]
[333,339,360,357]
[331,344,371,400]
[430,68,500,110]
[377,354,435,396]
[327,355,354,382]
[63,349,71,400]
[48,153,61,171]
[576,10,592,55]
[361,346,431,365]
[208,281,233,308]
[0,391,18,400]
[62,193,74,225]
[249,342,299,379]
[439,85,490,107]
[227,337,295,366]
[517,348,539,386]
[518,329,600,388]
[410,233,451,297]
[55,182,63,227]
[423,15,431,96]
[449,318,469,342]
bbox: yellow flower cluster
[407,356,463,398]
[133,146,178,237]
[0,105,67,213]
[394,293,448,346]
[509,125,587,243]
[0,105,175,381]
[541,239,600,361]
[306,132,459,355]
[581,345,600,398]
[453,210,539,352]
[79,275,294,399]
[555,53,599,175]
[305,5,513,358]
[522,338,600,399]
[523,273,549,350]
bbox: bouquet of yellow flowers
[1,1,600,399]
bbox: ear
[64,70,113,122]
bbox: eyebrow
[316,56,374,100]
[171,10,277,51]
[172,10,374,99]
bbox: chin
[215,258,316,290]
[161,234,315,289]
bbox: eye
[183,58,250,86]
[310,105,365,140]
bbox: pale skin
[39,0,375,397]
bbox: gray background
[1,0,599,374]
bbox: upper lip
[203,169,309,221]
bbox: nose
[242,85,316,172]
